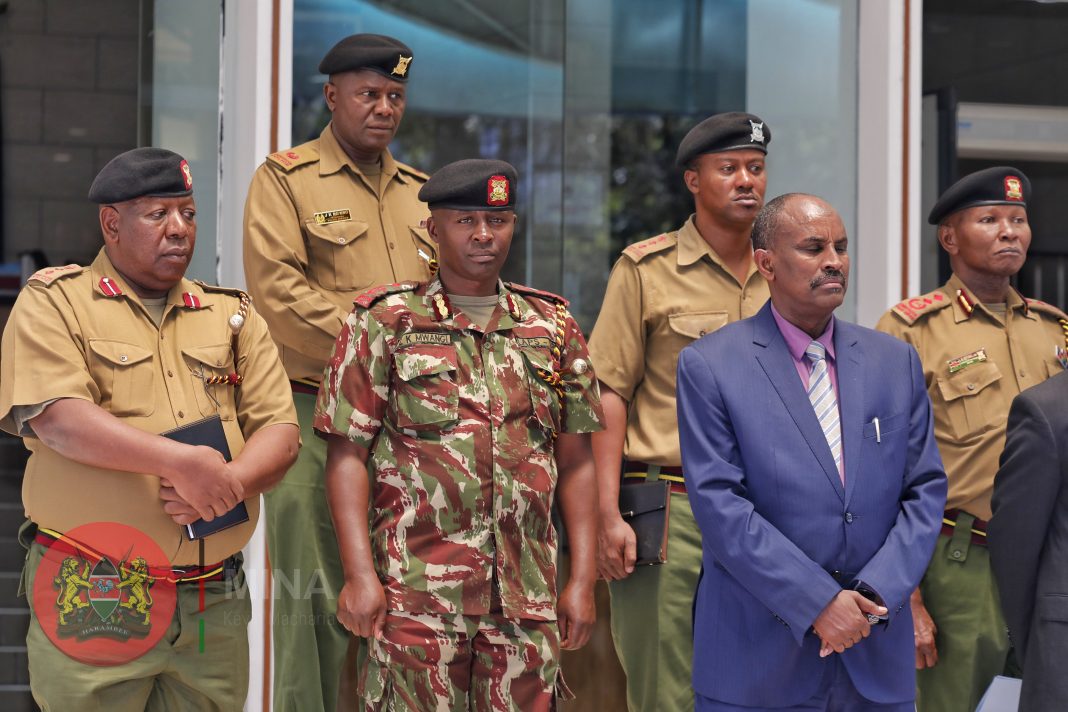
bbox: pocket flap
[181,344,234,369]
[305,219,369,246]
[89,339,153,367]
[1039,593,1068,622]
[394,346,456,382]
[668,311,729,339]
[409,224,435,252]
[937,361,1001,402]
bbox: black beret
[676,112,771,168]
[928,166,1030,225]
[88,147,193,204]
[419,159,518,211]
[318,33,413,81]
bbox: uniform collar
[91,248,215,310]
[426,277,522,332]
[318,122,402,184]
[676,215,760,284]
[945,272,1031,323]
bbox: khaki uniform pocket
[304,219,371,290]
[87,339,154,417]
[667,310,729,339]
[181,343,236,420]
[936,361,1003,441]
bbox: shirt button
[337,237,345,244]
[952,549,963,559]
[119,354,128,362]
[177,411,185,419]
[167,370,174,377]
[389,242,395,249]
[844,512,853,523]
[1019,370,1026,377]
[216,360,222,367]
[967,383,976,391]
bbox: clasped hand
[812,590,888,657]
[158,445,244,524]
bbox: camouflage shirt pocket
[391,345,459,430]
[521,348,561,435]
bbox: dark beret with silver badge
[88,147,193,204]
[419,159,518,211]
[318,33,413,81]
[928,166,1030,225]
[676,111,771,168]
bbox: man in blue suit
[677,193,947,710]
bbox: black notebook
[161,415,249,540]
[618,481,671,566]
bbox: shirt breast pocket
[88,339,155,417]
[668,311,729,340]
[520,348,561,436]
[181,344,236,421]
[935,361,1003,441]
[391,346,459,430]
[304,218,371,290]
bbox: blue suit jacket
[677,302,946,707]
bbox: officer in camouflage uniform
[876,167,1068,712]
[314,159,603,711]
[242,34,434,711]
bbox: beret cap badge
[487,176,509,207]
[749,120,765,144]
[391,55,412,78]
[179,160,193,190]
[1004,176,1023,201]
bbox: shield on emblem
[88,558,121,622]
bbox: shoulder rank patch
[27,264,85,286]
[266,146,318,172]
[395,161,430,182]
[354,281,420,309]
[1025,297,1068,322]
[889,289,951,325]
[504,282,569,307]
[622,233,676,263]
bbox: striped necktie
[805,341,843,481]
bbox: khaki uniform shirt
[876,273,1068,520]
[314,279,604,620]
[0,249,297,565]
[588,216,769,466]
[242,122,436,383]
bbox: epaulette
[27,264,85,286]
[888,289,952,325]
[195,280,249,301]
[622,233,676,263]
[265,144,318,172]
[353,282,419,309]
[505,282,569,307]
[1025,298,1068,322]
[396,160,429,182]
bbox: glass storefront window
[293,0,859,329]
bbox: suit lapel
[752,306,845,502]
[836,323,863,507]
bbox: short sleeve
[233,302,299,435]
[313,305,389,449]
[587,257,646,401]
[558,312,605,434]
[0,283,98,435]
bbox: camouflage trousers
[358,611,566,711]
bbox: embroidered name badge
[398,332,452,348]
[515,337,552,349]
[313,209,352,225]
[947,348,987,374]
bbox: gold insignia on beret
[1004,176,1023,201]
[392,55,412,77]
[487,175,509,206]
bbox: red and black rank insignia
[179,159,193,190]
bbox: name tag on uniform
[515,337,552,349]
[313,209,351,225]
[398,332,452,348]
[947,348,987,374]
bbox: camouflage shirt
[314,277,604,621]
